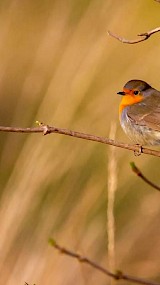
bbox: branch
[130,162,160,192]
[49,239,160,285]
[108,27,160,44]
[0,123,160,157]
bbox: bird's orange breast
[119,94,144,117]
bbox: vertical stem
[107,122,117,284]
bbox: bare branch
[0,123,160,157]
[49,239,160,285]
[130,162,160,192]
[108,27,160,44]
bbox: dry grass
[107,122,117,285]
[0,1,160,284]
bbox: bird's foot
[134,144,143,156]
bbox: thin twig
[0,123,160,157]
[49,239,160,285]
[108,27,160,44]
[130,162,160,192]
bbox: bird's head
[118,80,152,114]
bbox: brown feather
[127,90,160,132]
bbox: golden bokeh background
[0,0,160,284]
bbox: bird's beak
[117,91,126,95]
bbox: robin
[118,79,160,146]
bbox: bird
[118,79,160,146]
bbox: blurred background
[0,0,160,284]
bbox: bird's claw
[134,145,142,156]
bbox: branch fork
[108,27,160,44]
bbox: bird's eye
[133,90,139,95]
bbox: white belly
[120,109,160,145]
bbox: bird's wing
[127,93,160,132]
